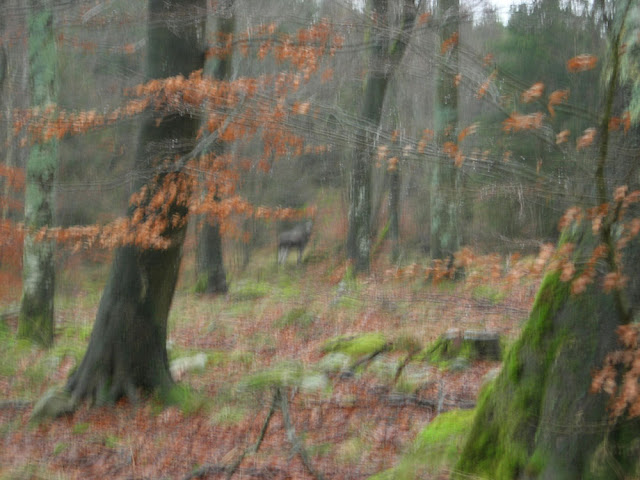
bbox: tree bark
[66,0,206,404]
[456,3,640,477]
[347,0,417,274]
[430,0,461,261]
[18,1,58,347]
[195,0,234,295]
[455,225,640,479]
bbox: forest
[1,0,640,478]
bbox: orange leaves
[603,272,628,293]
[547,89,569,117]
[417,129,434,154]
[591,324,640,419]
[440,32,459,54]
[556,129,570,144]
[554,188,640,300]
[576,127,596,150]
[609,112,631,133]
[206,32,234,60]
[502,112,544,133]
[418,12,431,25]
[476,71,497,99]
[567,54,597,72]
[292,102,310,115]
[521,82,544,103]
[0,164,25,191]
[457,123,478,143]
[442,141,458,158]
[321,68,334,83]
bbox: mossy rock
[275,307,315,329]
[322,332,389,359]
[30,387,76,423]
[421,329,501,366]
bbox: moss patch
[369,409,475,479]
[322,332,388,359]
[454,270,571,479]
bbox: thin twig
[183,391,278,480]
[278,387,327,480]
[224,391,278,480]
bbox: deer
[277,220,313,265]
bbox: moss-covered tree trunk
[18,1,58,347]
[456,2,640,477]
[195,0,234,295]
[455,225,640,479]
[430,0,461,261]
[347,0,416,274]
[65,0,205,404]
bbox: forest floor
[0,239,541,480]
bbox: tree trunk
[66,0,205,404]
[455,224,640,479]
[18,1,57,347]
[196,220,228,293]
[389,164,400,261]
[430,0,461,261]
[347,0,416,274]
[195,0,234,295]
[456,3,640,476]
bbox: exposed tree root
[0,399,32,409]
[186,387,327,480]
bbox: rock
[462,330,501,360]
[426,329,502,364]
[30,387,75,423]
[170,353,208,380]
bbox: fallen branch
[183,391,278,480]
[0,399,32,409]
[225,392,278,480]
[278,387,327,480]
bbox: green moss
[230,280,271,301]
[322,332,388,358]
[275,307,315,329]
[161,384,209,415]
[370,409,475,479]
[239,361,304,393]
[53,442,70,456]
[72,422,89,434]
[210,405,248,426]
[193,274,208,294]
[472,284,506,304]
[454,270,571,479]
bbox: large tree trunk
[18,1,58,347]
[347,0,416,274]
[196,220,228,294]
[455,224,640,479]
[456,3,640,476]
[430,0,461,261]
[195,0,234,295]
[66,0,205,404]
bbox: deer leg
[279,246,289,265]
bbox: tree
[195,0,234,295]
[18,0,58,347]
[64,0,206,404]
[429,0,460,261]
[347,0,418,274]
[455,1,640,477]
